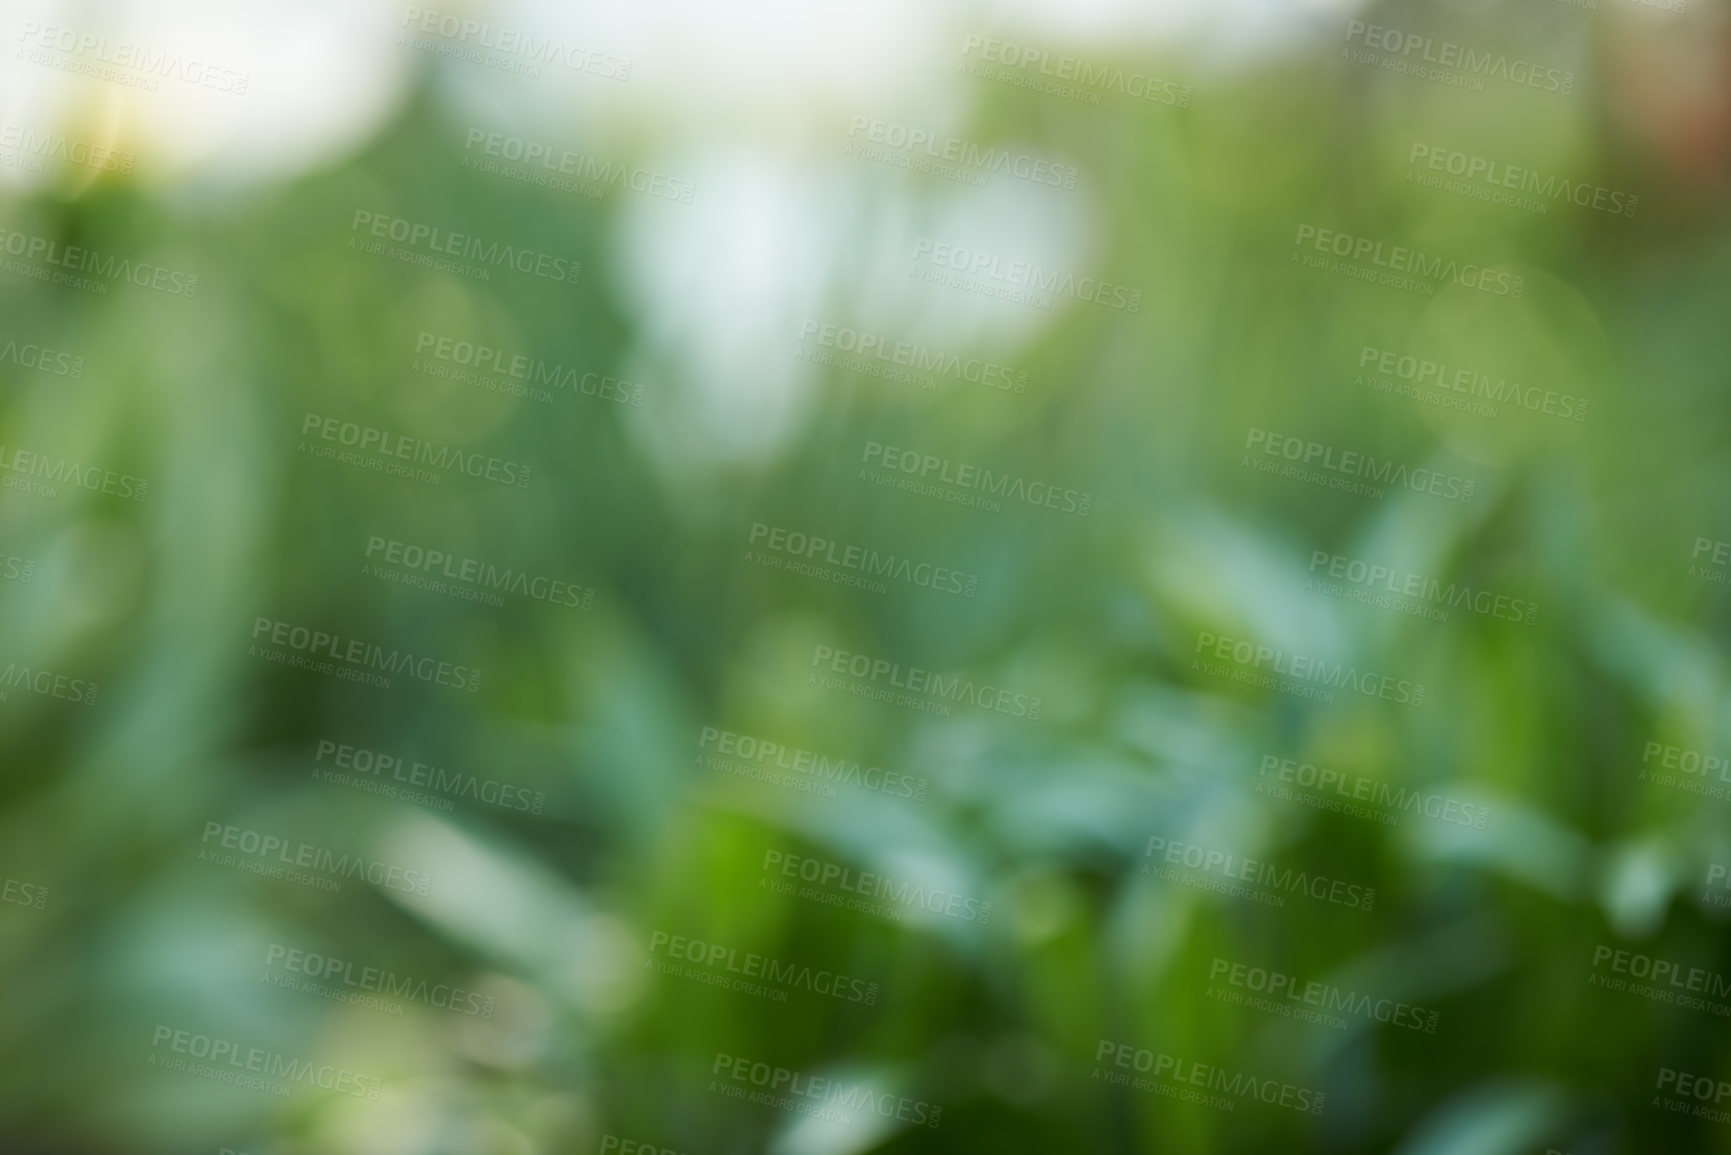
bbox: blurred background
[0,0,1728,1151]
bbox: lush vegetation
[0,2,1725,1151]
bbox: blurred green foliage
[1,3,1729,1153]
